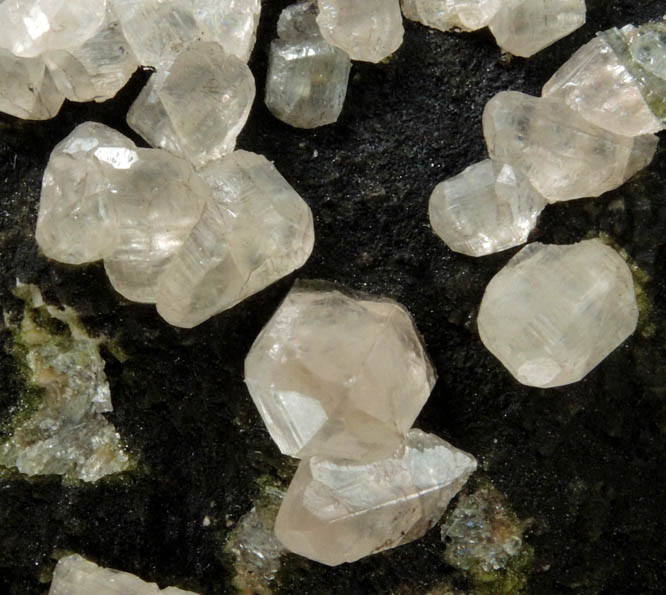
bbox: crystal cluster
[477,240,639,388]
[245,284,477,564]
[49,554,198,594]
[36,123,314,327]
[402,0,586,57]
[265,1,352,129]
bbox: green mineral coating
[467,546,534,595]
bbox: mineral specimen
[43,7,139,103]
[542,32,663,136]
[483,91,658,202]
[316,0,404,63]
[488,0,586,58]
[156,151,315,328]
[477,239,639,388]
[0,284,129,482]
[49,554,198,594]
[0,0,107,58]
[0,49,64,119]
[244,284,436,461]
[265,1,352,128]
[127,41,255,169]
[428,159,546,257]
[401,0,500,32]
[274,429,477,566]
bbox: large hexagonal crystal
[244,285,436,461]
[477,239,639,388]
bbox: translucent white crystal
[244,285,436,461]
[0,49,64,120]
[488,0,586,58]
[49,554,198,595]
[127,41,255,169]
[483,91,658,202]
[0,0,107,58]
[316,0,404,63]
[43,7,139,103]
[429,159,546,257]
[542,35,662,136]
[266,2,351,128]
[156,151,315,328]
[401,0,500,32]
[477,239,639,388]
[1,285,129,483]
[274,429,477,566]
[628,24,666,81]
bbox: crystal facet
[316,0,404,63]
[127,41,255,169]
[244,285,436,461]
[483,91,658,202]
[401,0,500,32]
[477,239,639,388]
[429,159,547,257]
[488,0,586,58]
[49,555,198,595]
[266,2,351,129]
[274,429,477,566]
[156,151,315,328]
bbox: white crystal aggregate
[244,285,436,462]
[274,429,477,566]
[265,1,352,128]
[401,0,501,32]
[477,239,639,388]
[429,159,547,257]
[49,554,199,595]
[127,41,256,169]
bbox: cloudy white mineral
[477,239,639,388]
[127,41,256,169]
[245,285,436,462]
[265,1,352,128]
[401,0,501,32]
[429,159,546,257]
[274,429,477,566]
[49,554,198,595]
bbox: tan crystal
[274,429,477,566]
[477,239,639,388]
[244,284,436,462]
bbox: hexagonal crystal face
[244,285,436,462]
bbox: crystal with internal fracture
[274,429,477,566]
[127,41,255,169]
[488,0,586,58]
[266,2,351,128]
[49,554,198,595]
[156,151,315,328]
[316,0,404,63]
[483,91,658,202]
[477,239,639,388]
[401,0,500,32]
[244,285,436,461]
[429,159,546,256]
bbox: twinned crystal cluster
[245,284,477,565]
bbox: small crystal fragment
[477,239,639,388]
[316,0,404,63]
[244,285,436,461]
[266,2,352,128]
[43,7,139,103]
[0,0,107,58]
[429,159,546,257]
[483,91,658,202]
[401,0,500,32]
[49,554,198,594]
[127,41,255,169]
[274,429,477,566]
[0,50,64,120]
[156,151,315,328]
[488,0,586,58]
[542,34,662,136]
